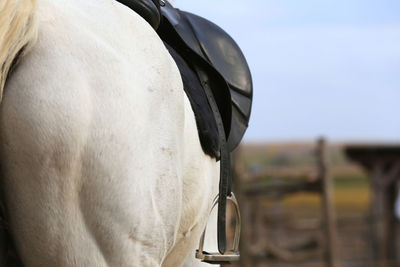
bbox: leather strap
[194,68,231,254]
[181,12,232,253]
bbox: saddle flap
[181,11,253,151]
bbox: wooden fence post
[317,138,340,267]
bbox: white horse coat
[0,0,219,266]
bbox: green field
[240,142,371,219]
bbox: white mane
[0,0,38,101]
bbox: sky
[174,0,400,143]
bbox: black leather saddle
[116,0,252,155]
[159,3,253,153]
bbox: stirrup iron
[195,193,241,264]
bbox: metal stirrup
[195,193,241,264]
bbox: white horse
[0,0,220,266]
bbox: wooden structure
[234,138,340,267]
[345,145,400,267]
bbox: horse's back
[0,0,217,266]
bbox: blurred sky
[174,0,400,143]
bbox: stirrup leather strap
[194,68,231,254]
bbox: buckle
[195,193,241,264]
